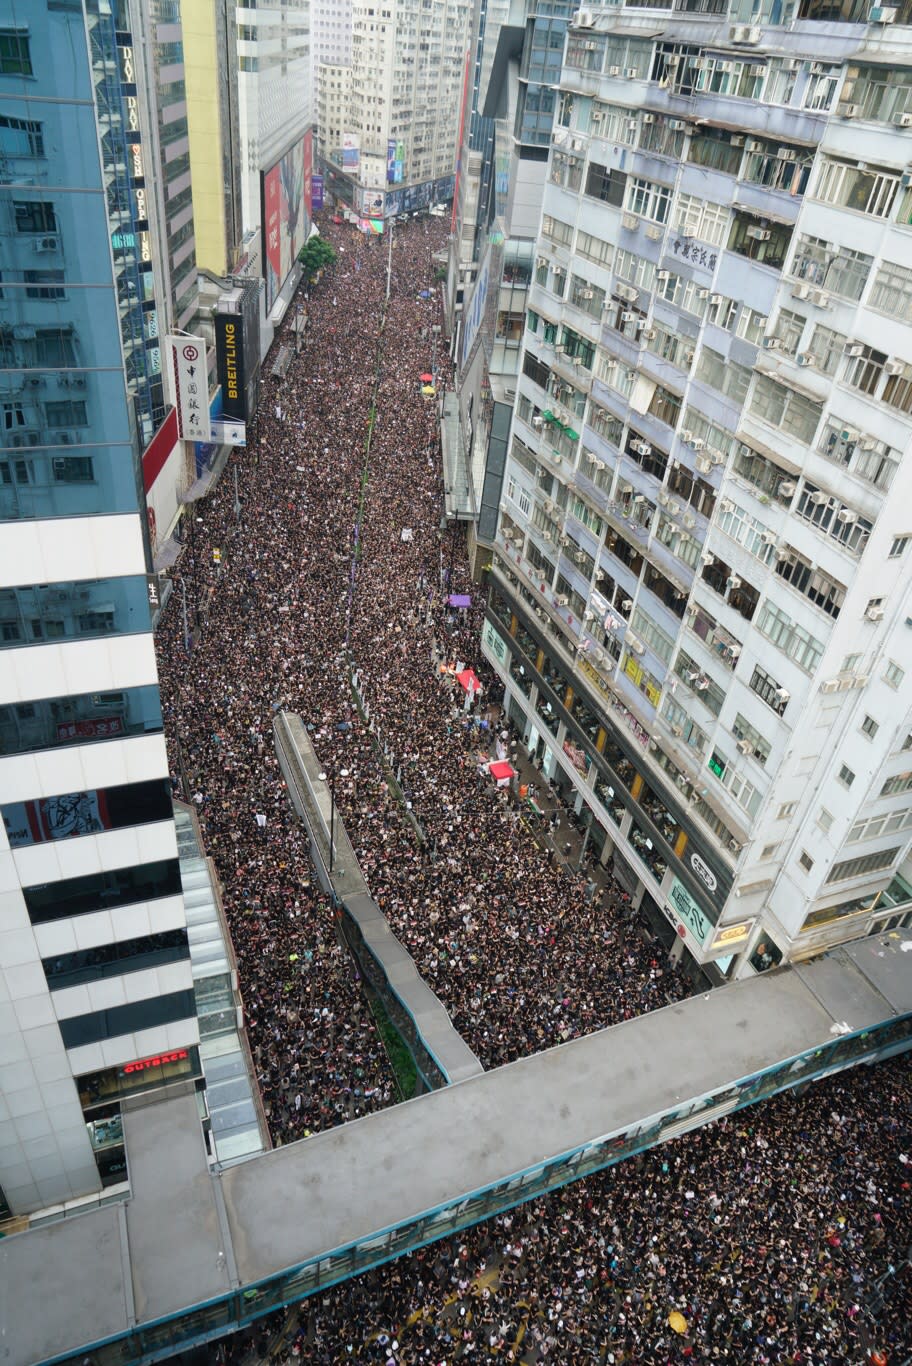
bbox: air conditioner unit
[555,344,567,353]
[746,226,772,242]
[783,57,802,71]
[555,594,569,606]
[885,359,906,375]
[778,480,796,497]
[683,513,696,529]
[836,102,861,118]
[617,283,639,303]
[719,61,736,74]
[710,450,725,466]
[671,724,684,737]
[696,455,712,473]
[774,687,790,703]
[791,283,811,301]
[532,416,544,428]
[730,134,746,146]
[559,535,571,546]
[836,509,857,524]
[894,112,912,127]
[608,65,621,76]
[580,288,594,299]
[591,110,604,123]
[691,438,705,452]
[697,288,710,301]
[643,113,656,124]
[633,494,646,505]
[808,491,829,505]
[625,67,640,78]
[795,353,814,367]
[859,436,878,450]
[584,40,598,51]
[820,679,841,694]
[680,429,694,444]
[744,138,763,152]
[869,6,897,20]
[625,119,638,131]
[640,327,657,340]
[632,440,652,456]
[701,550,715,564]
[760,530,778,544]
[621,214,640,231]
[622,597,634,610]
[595,459,606,470]
[645,225,664,241]
[544,498,555,512]
[845,343,864,357]
[866,604,884,621]
[737,739,753,755]
[761,336,781,350]
[808,289,831,308]
[656,269,671,281]
[33,236,60,253]
[621,311,637,323]
[669,119,687,131]
[573,6,596,24]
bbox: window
[24,270,64,300]
[882,363,912,417]
[818,421,899,493]
[57,989,196,1049]
[23,858,182,924]
[647,385,682,429]
[772,308,806,354]
[731,713,771,765]
[788,235,872,302]
[869,258,912,323]
[625,177,672,224]
[777,801,797,818]
[837,763,855,788]
[794,482,871,556]
[0,114,43,156]
[799,851,814,872]
[732,442,794,505]
[0,30,33,76]
[824,847,900,884]
[813,158,901,219]
[42,930,190,990]
[807,324,847,377]
[44,400,88,428]
[844,344,886,397]
[817,808,833,833]
[673,192,730,247]
[727,213,792,270]
[575,230,614,269]
[884,660,905,690]
[756,601,825,672]
[803,66,840,112]
[749,375,821,443]
[585,163,627,207]
[694,347,752,404]
[849,809,912,842]
[541,215,573,247]
[742,142,813,196]
[881,771,912,797]
[14,200,56,234]
[889,536,910,559]
[688,128,742,176]
[761,842,780,858]
[861,715,879,739]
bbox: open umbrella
[421,385,436,396]
[420,372,433,382]
[668,1311,688,1335]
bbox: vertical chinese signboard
[164,335,209,442]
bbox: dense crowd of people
[156,216,911,1363]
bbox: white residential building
[481,4,912,986]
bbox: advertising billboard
[311,173,324,211]
[386,138,404,184]
[342,132,360,171]
[215,312,245,421]
[262,131,313,310]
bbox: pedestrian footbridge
[4,929,911,1366]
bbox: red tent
[488,760,515,786]
[457,668,481,695]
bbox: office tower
[320,0,472,220]
[482,5,912,984]
[0,1,198,1217]
[236,0,314,311]
[184,0,244,278]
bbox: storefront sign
[690,850,718,892]
[165,334,209,441]
[121,1048,189,1076]
[215,313,245,422]
[482,619,508,666]
[666,877,712,947]
[710,920,752,951]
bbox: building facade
[184,0,244,278]
[0,2,198,1217]
[320,0,470,220]
[482,3,912,982]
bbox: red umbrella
[420,372,433,382]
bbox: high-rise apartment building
[320,0,471,220]
[482,4,912,984]
[184,0,244,278]
[0,2,198,1217]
